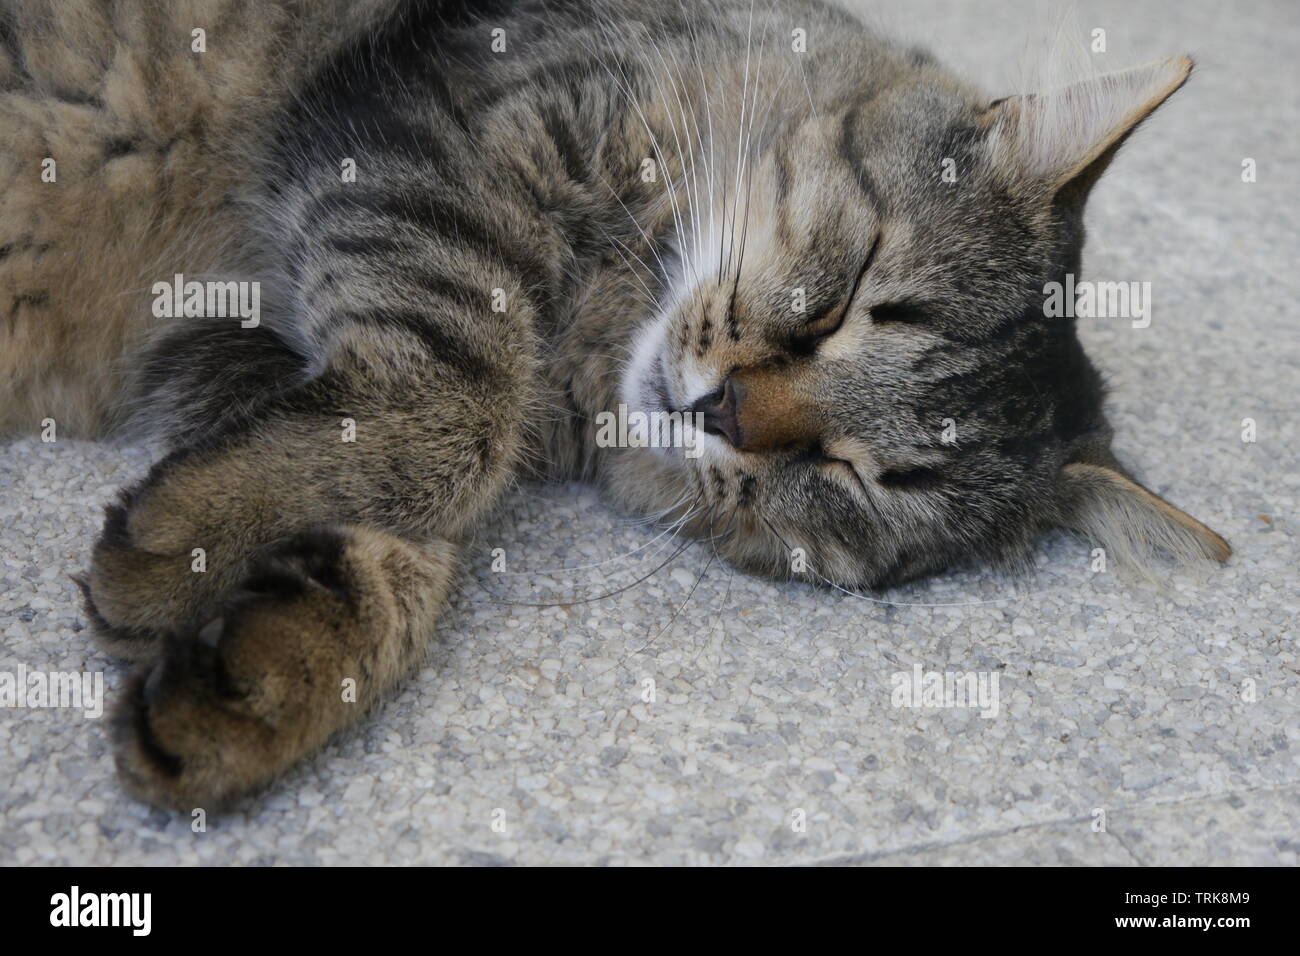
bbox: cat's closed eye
[799,445,869,493]
[869,302,930,325]
[791,242,881,353]
[878,466,945,491]
[787,304,845,356]
[793,306,845,350]
[821,456,868,493]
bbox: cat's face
[615,55,1228,587]
[622,90,1081,587]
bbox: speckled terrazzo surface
[1,0,1297,865]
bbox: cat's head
[614,53,1229,588]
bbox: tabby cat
[0,0,1228,810]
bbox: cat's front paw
[110,529,369,811]
[82,459,262,660]
[81,498,198,661]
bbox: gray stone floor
[1,0,1296,864]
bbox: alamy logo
[1042,273,1152,328]
[595,404,706,458]
[0,664,102,718]
[151,273,261,328]
[890,663,1000,718]
[49,886,151,936]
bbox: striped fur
[1,0,1227,808]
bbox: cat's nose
[690,376,743,448]
[689,369,822,454]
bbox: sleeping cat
[0,0,1228,810]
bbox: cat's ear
[1060,462,1230,568]
[982,57,1192,201]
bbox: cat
[0,0,1229,811]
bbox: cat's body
[0,0,1228,809]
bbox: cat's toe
[83,492,222,658]
[84,453,275,656]
[76,572,162,661]
[110,613,278,812]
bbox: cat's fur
[1,0,1228,810]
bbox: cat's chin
[602,444,693,517]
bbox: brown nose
[690,377,742,447]
[690,371,819,453]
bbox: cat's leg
[80,320,310,659]
[84,287,536,807]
